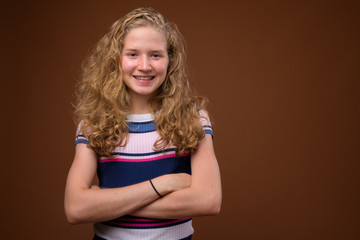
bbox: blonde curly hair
[75,7,208,157]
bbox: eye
[152,53,161,58]
[129,53,137,57]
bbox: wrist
[149,179,163,198]
[152,175,173,196]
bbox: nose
[138,55,152,71]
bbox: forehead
[123,26,167,50]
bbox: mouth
[133,75,155,80]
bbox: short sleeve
[75,121,90,145]
[199,110,214,139]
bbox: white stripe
[126,113,154,122]
[94,220,193,240]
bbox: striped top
[75,112,213,240]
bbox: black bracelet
[149,179,163,198]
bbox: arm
[130,134,222,219]
[64,144,190,224]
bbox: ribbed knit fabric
[75,112,213,240]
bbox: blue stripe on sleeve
[75,139,90,145]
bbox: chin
[134,90,156,97]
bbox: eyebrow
[123,48,166,53]
[123,48,138,52]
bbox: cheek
[121,60,136,74]
[158,61,169,74]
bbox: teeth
[134,76,154,80]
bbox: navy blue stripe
[98,155,191,188]
[112,148,175,157]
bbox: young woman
[64,7,222,240]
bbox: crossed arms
[64,134,222,224]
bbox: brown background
[1,0,359,239]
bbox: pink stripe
[109,218,189,227]
[100,153,190,163]
[115,218,158,222]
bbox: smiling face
[121,26,169,106]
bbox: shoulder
[197,109,213,138]
[197,108,211,126]
[75,120,92,145]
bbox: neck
[129,94,152,114]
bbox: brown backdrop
[1,0,359,239]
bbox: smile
[133,75,155,80]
